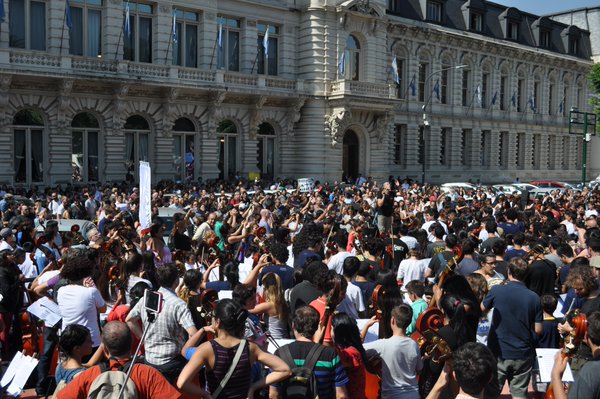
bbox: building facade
[0,0,595,186]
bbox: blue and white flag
[0,0,5,23]
[65,0,73,30]
[217,20,223,48]
[338,51,346,77]
[171,10,177,44]
[391,56,399,85]
[511,92,516,107]
[263,25,270,58]
[491,91,498,106]
[124,2,131,37]
[528,95,536,112]
[476,84,482,106]
[433,79,440,100]
[409,74,416,97]
[559,97,565,114]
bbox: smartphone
[144,289,163,314]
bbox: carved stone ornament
[324,108,352,148]
[207,90,226,138]
[161,88,180,137]
[0,75,12,127]
[373,111,393,144]
[285,96,306,137]
[248,96,267,140]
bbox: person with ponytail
[248,272,290,339]
[331,312,368,399]
[177,298,291,399]
[177,268,205,329]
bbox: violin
[197,289,219,340]
[545,309,587,399]
[318,274,344,345]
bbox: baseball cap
[0,228,16,239]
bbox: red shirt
[56,359,182,399]
[338,346,366,399]
[309,297,333,345]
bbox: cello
[364,284,386,399]
[545,309,587,399]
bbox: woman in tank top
[176,298,291,399]
[249,272,290,339]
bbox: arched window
[172,117,196,183]
[344,35,360,81]
[217,120,237,181]
[72,112,100,183]
[13,109,44,184]
[124,115,150,182]
[257,122,275,180]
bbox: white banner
[139,161,152,232]
[297,177,315,193]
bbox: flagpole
[209,20,222,70]
[165,11,174,65]
[115,20,124,60]
[59,0,68,55]
[251,52,259,74]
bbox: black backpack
[279,343,325,399]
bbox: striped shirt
[274,341,348,399]
[206,340,252,399]
[128,287,195,365]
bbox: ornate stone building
[0,0,595,185]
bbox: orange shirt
[310,296,333,345]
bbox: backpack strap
[279,344,295,368]
[302,344,325,373]
[211,339,247,399]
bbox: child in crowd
[538,294,560,349]
[405,280,428,335]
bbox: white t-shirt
[327,251,352,275]
[57,285,105,347]
[397,258,427,284]
[345,281,366,316]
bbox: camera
[144,289,163,314]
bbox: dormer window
[470,12,482,32]
[426,1,442,22]
[569,37,579,55]
[540,30,550,48]
[507,21,518,40]
[562,25,582,57]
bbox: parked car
[36,219,97,242]
[529,181,578,194]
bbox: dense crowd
[0,177,599,399]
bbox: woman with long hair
[248,273,289,339]
[54,324,92,385]
[177,298,291,399]
[178,268,205,329]
[332,312,368,399]
[145,221,172,267]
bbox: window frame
[426,1,443,23]
[173,9,199,68]
[217,16,241,72]
[257,23,279,76]
[71,113,101,183]
[68,0,103,57]
[9,0,47,50]
[123,1,154,63]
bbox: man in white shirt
[327,233,352,275]
[421,208,448,243]
[338,256,366,318]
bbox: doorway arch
[342,129,359,182]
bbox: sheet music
[27,296,62,328]
[535,348,574,383]
[0,351,39,396]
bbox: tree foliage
[589,63,600,134]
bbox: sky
[491,0,599,15]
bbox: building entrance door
[342,130,359,182]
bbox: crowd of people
[0,176,599,399]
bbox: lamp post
[569,107,597,186]
[420,64,467,185]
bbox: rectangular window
[173,10,199,68]
[440,128,450,166]
[461,129,469,166]
[418,62,428,102]
[388,0,401,14]
[561,137,569,170]
[517,133,525,169]
[393,125,406,165]
[500,131,509,169]
[470,12,482,32]
[500,76,507,111]
[481,73,489,108]
[548,136,556,170]
[569,37,578,55]
[9,0,46,50]
[426,1,442,22]
[461,69,470,107]
[396,58,405,99]
[69,0,102,57]
[217,17,240,72]
[548,84,554,115]
[533,81,539,113]
[517,79,524,112]
[508,21,519,40]
[440,68,449,104]
[257,24,278,76]
[123,2,153,63]
[480,130,490,167]
[418,127,425,165]
[532,134,541,169]
[540,30,550,48]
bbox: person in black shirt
[376,182,394,235]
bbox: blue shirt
[258,264,295,290]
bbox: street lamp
[420,64,467,185]
[569,107,597,186]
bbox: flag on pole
[511,92,516,107]
[263,25,270,58]
[171,10,177,44]
[0,0,5,23]
[433,79,440,100]
[559,97,565,114]
[391,56,399,85]
[338,51,346,78]
[409,74,416,97]
[491,91,498,106]
[65,0,73,30]
[217,19,223,48]
[124,1,131,37]
[139,161,152,235]
[476,84,482,107]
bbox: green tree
[589,63,600,134]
